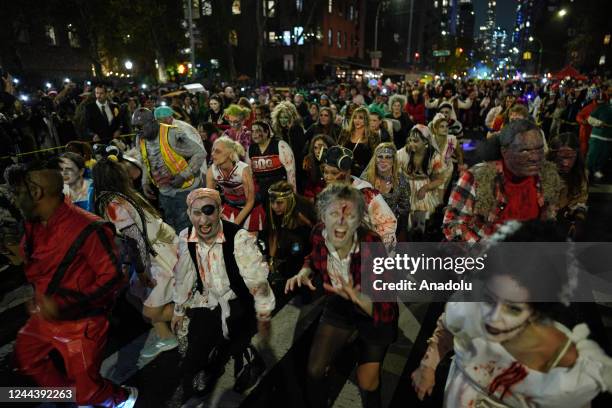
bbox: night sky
[473,0,517,32]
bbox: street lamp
[124,60,133,70]
[529,36,544,76]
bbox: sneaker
[594,171,604,180]
[141,336,179,359]
[117,386,138,408]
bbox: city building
[456,0,475,50]
[187,0,366,81]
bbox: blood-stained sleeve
[234,229,275,316]
[367,192,397,251]
[278,140,297,190]
[419,312,455,369]
[173,228,196,316]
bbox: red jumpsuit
[14,200,128,407]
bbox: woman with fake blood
[411,220,612,407]
[285,184,398,408]
[206,136,265,233]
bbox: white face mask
[479,301,532,342]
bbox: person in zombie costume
[133,107,206,233]
[320,146,397,252]
[547,132,588,240]
[206,136,265,233]
[443,119,562,243]
[216,104,252,150]
[172,188,274,402]
[411,220,612,407]
[285,184,398,408]
[302,134,335,202]
[271,101,307,191]
[246,120,296,203]
[92,157,179,359]
[263,181,316,286]
[6,160,137,408]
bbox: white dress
[105,198,179,307]
[443,302,612,408]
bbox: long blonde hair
[362,142,401,190]
[271,101,302,136]
[338,107,379,151]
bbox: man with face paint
[219,104,252,151]
[5,161,137,407]
[133,107,206,233]
[412,220,612,407]
[285,184,398,408]
[444,119,562,242]
[320,146,397,251]
[173,188,274,401]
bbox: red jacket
[21,200,125,319]
[405,102,426,125]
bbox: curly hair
[212,136,246,162]
[224,103,251,119]
[271,101,302,135]
[388,94,407,113]
[362,142,401,190]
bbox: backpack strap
[45,221,108,296]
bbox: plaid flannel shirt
[303,223,398,325]
[443,160,554,242]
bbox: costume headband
[186,188,222,208]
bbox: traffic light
[414,52,420,61]
[455,48,464,57]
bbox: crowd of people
[1,70,612,408]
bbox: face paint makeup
[60,158,82,186]
[323,199,360,252]
[479,275,533,343]
[188,197,221,243]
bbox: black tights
[306,322,385,408]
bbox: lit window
[232,0,241,15]
[202,1,212,15]
[328,0,333,13]
[600,55,606,65]
[442,0,448,6]
[190,0,201,19]
[296,0,303,12]
[349,5,354,21]
[268,31,276,44]
[229,30,238,46]
[604,34,611,45]
[67,24,80,48]
[434,1,438,8]
[343,32,347,48]
[263,0,276,17]
[283,30,291,46]
[45,25,57,46]
[337,30,341,48]
[328,28,333,46]
[294,26,304,45]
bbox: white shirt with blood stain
[322,229,358,289]
[443,302,612,408]
[173,224,275,338]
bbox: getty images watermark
[361,242,612,303]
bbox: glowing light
[161,101,167,106]
[124,60,133,70]
[249,98,255,104]
[64,78,70,83]
[45,82,52,89]
[558,9,567,17]
[178,64,187,74]
[141,84,148,89]
[19,94,29,102]
[12,78,19,85]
